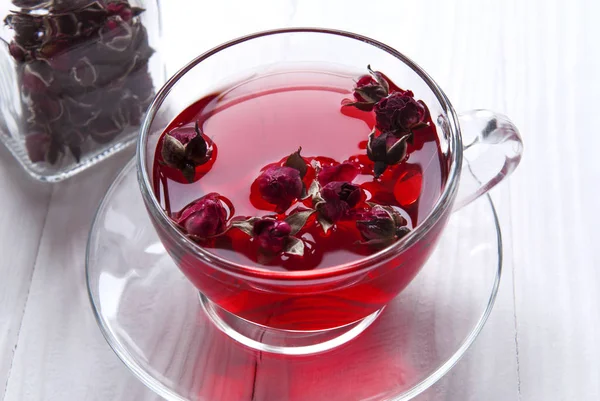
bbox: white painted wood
[1,149,162,401]
[0,146,52,398]
[1,0,597,400]
[503,0,600,400]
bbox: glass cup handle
[453,109,523,210]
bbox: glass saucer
[86,160,502,401]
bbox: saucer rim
[86,158,503,401]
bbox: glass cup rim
[137,27,463,281]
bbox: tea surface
[153,68,445,271]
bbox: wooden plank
[503,0,600,399]
[0,151,162,401]
[0,146,52,400]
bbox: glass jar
[0,0,163,181]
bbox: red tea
[152,67,449,329]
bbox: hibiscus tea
[152,67,450,330]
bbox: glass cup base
[87,160,503,401]
[199,292,384,355]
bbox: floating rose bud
[354,78,387,104]
[253,219,292,253]
[356,205,408,243]
[367,131,411,178]
[317,162,359,186]
[176,193,228,239]
[357,207,395,241]
[318,181,362,223]
[346,65,390,111]
[160,122,210,183]
[256,166,304,211]
[375,91,426,133]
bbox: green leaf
[185,122,208,164]
[373,161,387,178]
[379,205,408,230]
[283,237,305,256]
[284,147,308,178]
[366,127,376,159]
[396,226,411,239]
[307,180,324,204]
[285,209,315,235]
[386,134,410,165]
[161,134,186,168]
[317,213,334,234]
[354,86,386,103]
[231,217,261,236]
[368,64,389,94]
[181,163,196,184]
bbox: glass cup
[0,0,163,182]
[137,28,523,355]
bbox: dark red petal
[25,132,51,163]
[317,162,359,186]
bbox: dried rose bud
[367,131,411,178]
[161,122,210,183]
[256,166,304,210]
[106,2,134,21]
[354,78,387,104]
[253,219,292,253]
[346,65,390,111]
[25,132,51,163]
[319,181,362,223]
[5,13,42,48]
[100,15,134,52]
[71,57,97,87]
[318,162,359,186]
[375,92,427,133]
[22,63,54,94]
[8,0,155,167]
[176,193,228,238]
[356,205,409,243]
[8,41,26,63]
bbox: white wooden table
[1,0,598,400]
